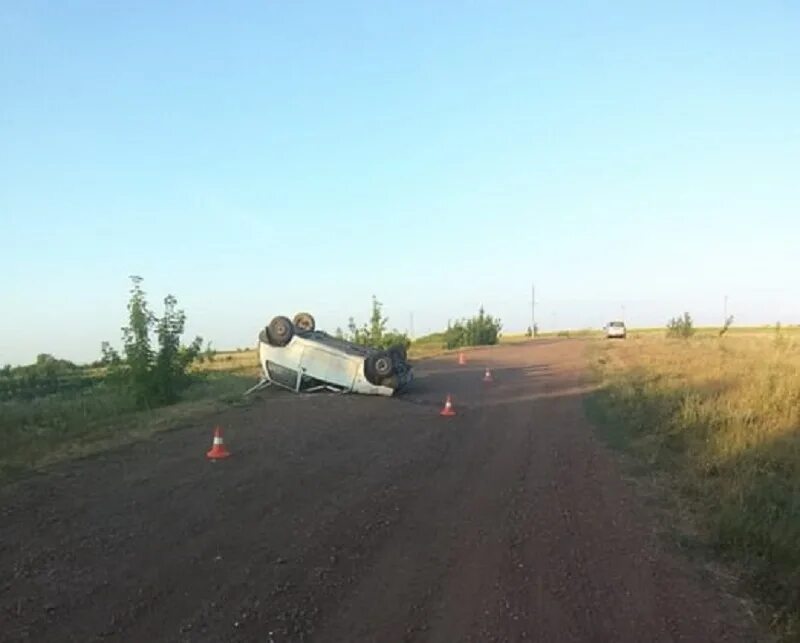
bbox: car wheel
[365,351,394,384]
[293,312,316,333]
[267,316,294,347]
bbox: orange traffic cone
[458,352,466,365]
[440,394,457,417]
[483,368,493,383]
[206,427,231,460]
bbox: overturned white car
[254,313,413,396]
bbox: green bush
[444,307,502,349]
[667,312,695,339]
[345,296,411,351]
[102,276,202,408]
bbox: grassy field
[588,330,800,639]
[196,349,260,376]
[0,368,257,483]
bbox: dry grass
[590,332,800,638]
[195,349,260,376]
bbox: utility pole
[531,283,536,337]
[724,295,728,322]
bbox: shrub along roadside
[445,306,502,349]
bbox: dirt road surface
[1,340,758,642]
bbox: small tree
[666,312,695,339]
[369,295,388,346]
[346,296,410,351]
[152,294,202,403]
[718,315,734,337]
[104,276,202,407]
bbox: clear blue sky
[2,1,799,365]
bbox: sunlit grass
[195,349,260,376]
[591,332,800,638]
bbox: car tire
[293,312,316,333]
[267,316,294,347]
[365,351,394,384]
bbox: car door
[299,343,359,389]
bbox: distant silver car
[254,313,413,396]
[605,321,627,339]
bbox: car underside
[251,313,413,396]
